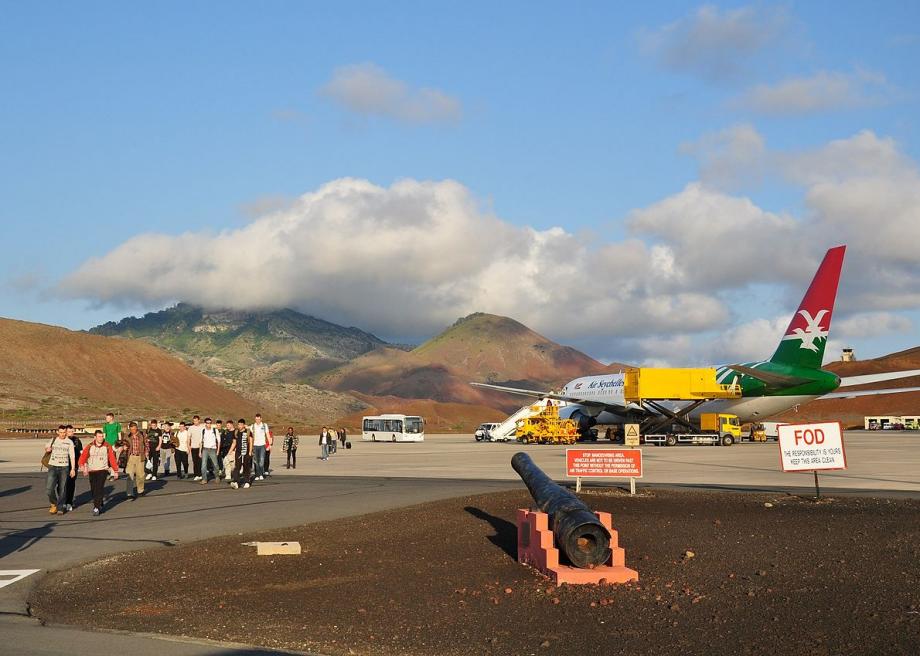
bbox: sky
[2,1,919,366]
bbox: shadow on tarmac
[0,484,31,498]
[464,506,517,560]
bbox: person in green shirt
[102,412,122,446]
[102,412,123,481]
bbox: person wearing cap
[123,421,148,499]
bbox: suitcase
[345,441,352,449]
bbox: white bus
[362,414,425,442]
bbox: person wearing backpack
[199,418,222,484]
[145,419,162,481]
[44,426,76,514]
[63,424,83,512]
[79,430,119,516]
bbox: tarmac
[1,430,918,655]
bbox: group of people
[43,412,349,517]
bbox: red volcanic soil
[0,317,259,419]
[32,488,920,656]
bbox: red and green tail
[769,245,846,370]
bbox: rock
[541,640,551,648]
[683,550,696,560]
[504,587,513,594]
[764,502,774,508]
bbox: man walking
[200,418,221,484]
[174,421,190,479]
[231,419,252,489]
[250,413,270,481]
[102,412,122,480]
[44,425,75,514]
[188,415,205,481]
[159,421,175,477]
[221,418,236,481]
[123,421,148,500]
[78,430,118,516]
[283,427,298,469]
[318,427,330,461]
[145,419,162,481]
[63,424,83,512]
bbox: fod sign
[778,422,847,472]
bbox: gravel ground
[31,488,920,656]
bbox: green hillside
[91,304,389,378]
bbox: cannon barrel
[511,452,611,568]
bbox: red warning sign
[566,449,643,478]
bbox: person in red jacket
[79,430,119,516]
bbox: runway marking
[0,569,40,589]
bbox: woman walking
[78,430,119,516]
[283,427,298,469]
[43,426,75,514]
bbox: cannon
[511,452,611,568]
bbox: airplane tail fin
[769,245,846,370]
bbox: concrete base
[516,509,638,585]
[254,542,302,555]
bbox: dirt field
[31,488,920,656]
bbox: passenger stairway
[490,398,562,441]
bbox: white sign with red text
[778,422,847,472]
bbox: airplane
[473,245,920,435]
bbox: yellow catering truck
[643,412,742,447]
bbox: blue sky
[2,2,919,364]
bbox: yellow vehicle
[699,413,742,445]
[515,403,578,445]
[747,422,767,442]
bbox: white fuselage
[559,374,817,424]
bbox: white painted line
[0,569,40,589]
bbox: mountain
[775,346,920,427]
[312,313,610,413]
[91,303,389,378]
[0,317,259,422]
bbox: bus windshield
[405,417,423,434]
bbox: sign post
[624,423,641,447]
[777,422,846,498]
[567,448,643,495]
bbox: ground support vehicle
[474,423,500,441]
[515,404,578,445]
[642,412,741,447]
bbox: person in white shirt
[174,422,191,479]
[250,413,270,480]
[199,418,221,484]
[188,415,205,481]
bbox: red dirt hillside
[776,346,920,427]
[0,317,259,421]
[312,313,609,413]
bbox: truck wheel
[721,434,734,446]
[665,434,677,447]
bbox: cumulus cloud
[56,130,920,359]
[680,124,766,191]
[320,63,462,124]
[834,312,913,339]
[57,178,731,341]
[735,69,893,115]
[638,4,789,81]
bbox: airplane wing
[470,382,636,414]
[727,365,813,388]
[837,369,920,387]
[819,386,920,400]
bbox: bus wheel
[721,434,734,446]
[665,434,677,447]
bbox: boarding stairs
[489,398,563,441]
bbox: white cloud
[320,63,462,124]
[638,4,789,81]
[834,312,913,339]
[735,69,892,115]
[57,178,730,341]
[57,130,920,359]
[680,124,766,190]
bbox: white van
[760,421,788,441]
[474,423,500,441]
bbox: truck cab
[699,413,742,445]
